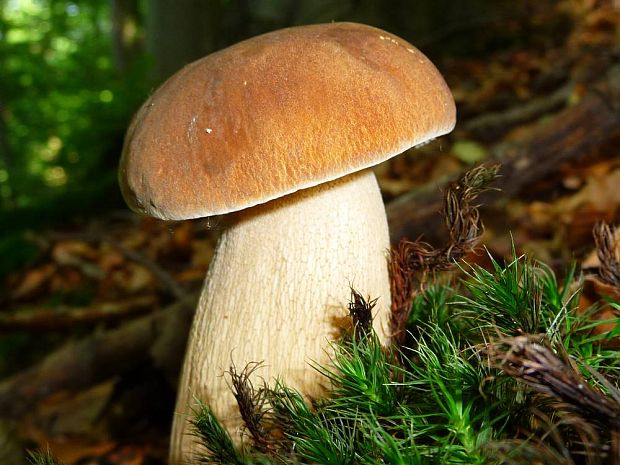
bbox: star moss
[190,253,620,465]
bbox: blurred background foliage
[0,0,147,228]
[0,0,576,276]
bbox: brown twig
[48,231,186,300]
[484,335,620,429]
[389,163,499,345]
[593,221,620,287]
[463,82,573,138]
[228,362,273,454]
[0,292,198,418]
[0,295,157,332]
[484,335,620,462]
[105,236,187,300]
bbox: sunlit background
[1,0,146,216]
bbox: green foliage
[409,282,455,330]
[0,0,151,234]
[271,382,357,464]
[317,333,400,417]
[191,252,620,465]
[27,450,62,465]
[191,402,249,464]
[456,251,580,337]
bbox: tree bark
[110,0,142,73]
[145,0,216,80]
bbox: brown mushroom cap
[119,22,455,220]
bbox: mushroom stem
[170,168,391,464]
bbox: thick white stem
[169,169,391,464]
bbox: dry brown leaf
[37,382,114,436]
[563,170,620,213]
[11,264,56,301]
[509,170,620,252]
[49,267,85,294]
[21,383,116,465]
[110,263,154,294]
[120,228,147,250]
[170,221,194,253]
[52,240,104,280]
[98,242,125,272]
[578,276,620,344]
[52,240,98,264]
[105,446,149,465]
[378,178,417,198]
[52,441,116,465]
[175,268,207,283]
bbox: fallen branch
[0,295,157,331]
[48,231,186,300]
[386,64,620,244]
[0,292,198,418]
[463,81,573,138]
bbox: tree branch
[0,292,198,418]
[0,295,157,332]
[386,65,620,244]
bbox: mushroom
[119,22,455,464]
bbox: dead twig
[48,231,186,300]
[463,82,573,138]
[484,335,620,429]
[105,236,187,300]
[484,335,620,462]
[389,163,499,345]
[0,292,198,418]
[593,221,620,287]
[0,295,157,332]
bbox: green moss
[192,253,620,464]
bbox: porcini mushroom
[119,22,455,464]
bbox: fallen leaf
[11,264,56,301]
[452,140,489,164]
[38,382,115,437]
[111,263,154,294]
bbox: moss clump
[192,252,620,465]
